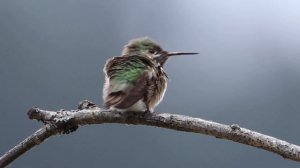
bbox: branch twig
[0,124,60,168]
[1,100,299,167]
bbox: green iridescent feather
[106,56,153,84]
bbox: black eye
[149,49,156,54]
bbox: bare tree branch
[0,125,59,168]
[1,100,300,167]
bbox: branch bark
[1,101,300,167]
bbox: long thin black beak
[155,51,198,66]
[167,52,199,57]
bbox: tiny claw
[144,109,151,113]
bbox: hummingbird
[103,37,198,112]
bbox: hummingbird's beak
[166,52,199,57]
[154,51,198,66]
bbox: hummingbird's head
[122,37,164,57]
[122,37,198,66]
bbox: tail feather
[104,91,125,108]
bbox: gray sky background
[1,0,300,167]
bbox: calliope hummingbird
[103,37,198,112]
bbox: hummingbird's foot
[144,109,151,113]
[142,109,152,117]
[144,103,152,114]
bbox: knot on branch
[27,107,43,121]
[78,100,96,110]
[56,118,79,134]
[230,124,241,131]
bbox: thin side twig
[0,124,59,168]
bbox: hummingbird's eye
[149,49,156,54]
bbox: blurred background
[1,0,300,167]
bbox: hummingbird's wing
[103,56,154,109]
